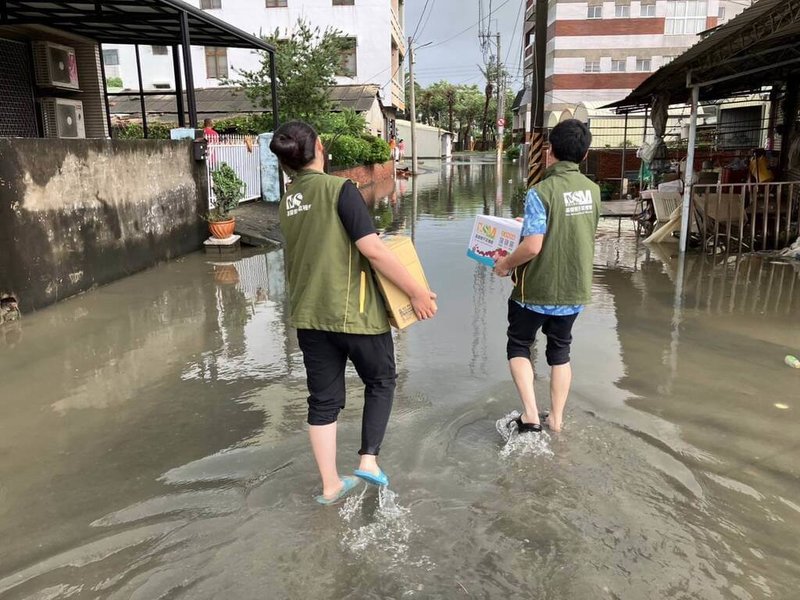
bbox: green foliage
[365,136,391,164]
[321,134,370,168]
[106,76,123,88]
[113,122,174,139]
[232,19,350,130]
[320,133,390,168]
[322,109,367,137]
[506,145,521,160]
[209,163,246,221]
[213,114,272,135]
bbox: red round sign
[497,118,506,127]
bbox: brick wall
[331,161,395,187]
[549,18,666,37]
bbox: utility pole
[408,37,419,175]
[527,0,548,187]
[496,32,505,166]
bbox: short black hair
[549,119,591,163]
[269,121,318,172]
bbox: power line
[410,0,433,42]
[427,0,514,50]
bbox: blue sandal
[354,468,389,487]
[315,476,360,505]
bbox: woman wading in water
[270,122,438,504]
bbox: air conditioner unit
[33,41,80,90]
[40,98,86,139]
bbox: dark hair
[203,118,213,127]
[269,121,318,171]
[549,119,591,163]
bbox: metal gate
[207,134,261,207]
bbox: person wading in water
[270,121,438,504]
[493,119,600,436]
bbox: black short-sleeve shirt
[337,181,376,242]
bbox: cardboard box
[467,215,522,266]
[374,236,431,330]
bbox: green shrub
[213,114,272,135]
[364,136,391,164]
[506,145,521,161]
[106,76,123,88]
[113,121,175,139]
[321,134,371,168]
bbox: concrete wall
[396,120,449,158]
[0,139,207,312]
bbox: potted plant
[598,181,615,202]
[208,163,246,239]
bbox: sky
[404,0,526,91]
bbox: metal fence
[207,134,261,207]
[692,181,799,253]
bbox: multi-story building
[105,0,406,113]
[520,0,747,127]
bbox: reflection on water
[1,156,799,599]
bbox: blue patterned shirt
[515,189,584,316]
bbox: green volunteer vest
[511,161,601,305]
[279,169,390,334]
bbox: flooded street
[2,156,799,599]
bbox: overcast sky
[404,0,526,91]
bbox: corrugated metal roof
[2,0,274,51]
[608,0,800,110]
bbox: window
[718,6,726,21]
[266,0,287,6]
[636,57,652,71]
[200,0,222,7]
[663,55,677,64]
[665,0,708,35]
[151,45,168,55]
[333,0,355,4]
[205,46,228,79]
[587,5,602,18]
[153,83,171,89]
[336,37,357,77]
[611,59,626,72]
[640,1,656,17]
[584,59,601,73]
[102,49,119,66]
[615,2,630,18]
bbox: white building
[519,0,748,133]
[103,0,406,112]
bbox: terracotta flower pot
[213,264,240,285]
[209,218,235,239]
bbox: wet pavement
[1,156,799,599]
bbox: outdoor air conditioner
[33,41,80,90]
[40,98,86,139]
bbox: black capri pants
[506,299,579,366]
[297,329,397,456]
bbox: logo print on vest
[563,190,593,216]
[286,193,311,217]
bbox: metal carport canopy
[0,0,275,51]
[606,0,800,111]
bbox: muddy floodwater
[1,157,799,600]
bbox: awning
[607,0,800,110]
[0,0,274,51]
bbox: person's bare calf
[546,363,572,432]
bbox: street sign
[497,118,506,127]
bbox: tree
[232,19,349,130]
[479,59,510,148]
[454,85,485,150]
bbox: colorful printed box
[467,215,522,267]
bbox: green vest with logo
[279,169,390,334]
[511,161,601,305]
